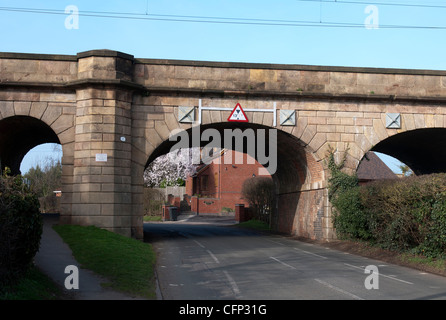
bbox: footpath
[34,215,146,300]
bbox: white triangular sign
[227,103,248,122]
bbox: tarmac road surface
[145,216,446,300]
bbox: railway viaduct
[1,49,445,240]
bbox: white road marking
[270,257,296,269]
[264,239,286,246]
[344,263,414,285]
[223,270,241,298]
[315,278,364,300]
[193,240,205,248]
[207,250,220,264]
[294,247,328,259]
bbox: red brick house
[185,149,272,215]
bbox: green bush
[0,172,42,286]
[327,148,446,258]
[360,174,446,256]
[329,163,446,258]
[327,150,359,202]
[332,187,370,240]
[419,197,446,258]
[360,178,421,250]
[327,148,367,240]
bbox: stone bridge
[1,49,445,240]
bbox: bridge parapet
[134,58,446,102]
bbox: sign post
[197,99,276,126]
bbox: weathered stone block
[0,101,14,118]
[41,105,62,125]
[14,101,31,115]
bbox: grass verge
[143,215,162,222]
[0,266,65,300]
[235,219,271,231]
[53,224,157,299]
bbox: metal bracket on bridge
[197,99,277,127]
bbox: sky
[1,0,444,174]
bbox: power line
[0,7,325,27]
[0,5,446,30]
[297,0,446,10]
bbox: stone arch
[0,115,61,174]
[349,111,446,175]
[0,105,75,222]
[371,128,446,175]
[0,98,75,171]
[140,119,328,239]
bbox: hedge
[327,150,446,258]
[331,172,446,258]
[0,172,42,286]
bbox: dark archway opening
[371,128,446,175]
[0,116,60,175]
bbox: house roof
[192,148,227,177]
[357,151,398,181]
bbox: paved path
[34,215,148,300]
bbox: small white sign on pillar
[95,153,108,162]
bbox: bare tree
[241,177,276,227]
[24,157,61,213]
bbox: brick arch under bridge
[1,49,446,240]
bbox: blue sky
[1,0,444,173]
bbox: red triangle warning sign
[227,103,249,122]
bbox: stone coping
[1,80,446,104]
[1,50,446,76]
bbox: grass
[0,266,65,300]
[398,252,446,276]
[236,219,271,231]
[53,224,157,299]
[143,215,162,222]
